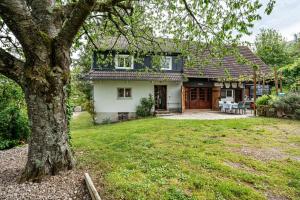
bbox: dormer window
[161,56,172,70]
[115,54,134,69]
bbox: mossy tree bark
[0,0,113,181]
[20,43,75,181]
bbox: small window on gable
[161,56,172,70]
[117,88,132,98]
[115,54,134,69]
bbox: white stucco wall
[93,80,182,115]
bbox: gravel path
[0,145,91,200]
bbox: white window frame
[115,54,134,69]
[221,89,235,99]
[160,56,172,70]
[117,88,132,99]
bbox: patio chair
[238,102,246,114]
[244,102,252,114]
[218,101,223,111]
[231,103,240,114]
[223,102,230,113]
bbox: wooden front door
[185,87,212,109]
[154,85,167,110]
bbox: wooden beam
[262,76,265,95]
[84,173,102,200]
[253,69,257,116]
[274,66,278,95]
[181,85,186,113]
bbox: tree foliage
[281,38,300,91]
[255,29,291,67]
[0,75,29,149]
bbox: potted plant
[231,82,237,88]
[224,82,230,88]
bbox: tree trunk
[20,47,75,182]
[279,71,283,93]
[0,0,99,182]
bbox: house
[85,38,271,123]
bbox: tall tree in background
[0,0,275,181]
[255,28,291,94]
[281,33,300,91]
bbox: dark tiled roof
[91,37,271,80]
[85,70,183,81]
[96,37,181,53]
[184,46,271,79]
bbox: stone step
[155,110,172,116]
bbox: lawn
[71,112,300,200]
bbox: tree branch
[0,48,25,86]
[56,0,97,48]
[181,0,205,33]
[55,0,132,47]
[82,24,99,50]
[0,0,41,53]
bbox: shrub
[256,95,273,106]
[271,92,300,119]
[0,106,30,150]
[0,139,19,150]
[136,94,155,117]
[0,75,30,149]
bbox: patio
[159,110,254,120]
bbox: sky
[244,0,300,43]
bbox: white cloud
[243,0,300,42]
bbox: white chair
[223,102,230,113]
[218,101,223,111]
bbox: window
[221,90,226,98]
[117,88,132,98]
[161,56,172,70]
[221,89,234,98]
[190,88,197,100]
[115,54,134,69]
[118,112,129,121]
[226,90,233,97]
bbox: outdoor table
[221,102,238,113]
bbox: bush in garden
[0,75,30,150]
[256,95,273,106]
[256,95,276,117]
[136,94,155,117]
[0,106,30,150]
[271,92,300,119]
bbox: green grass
[71,112,300,200]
